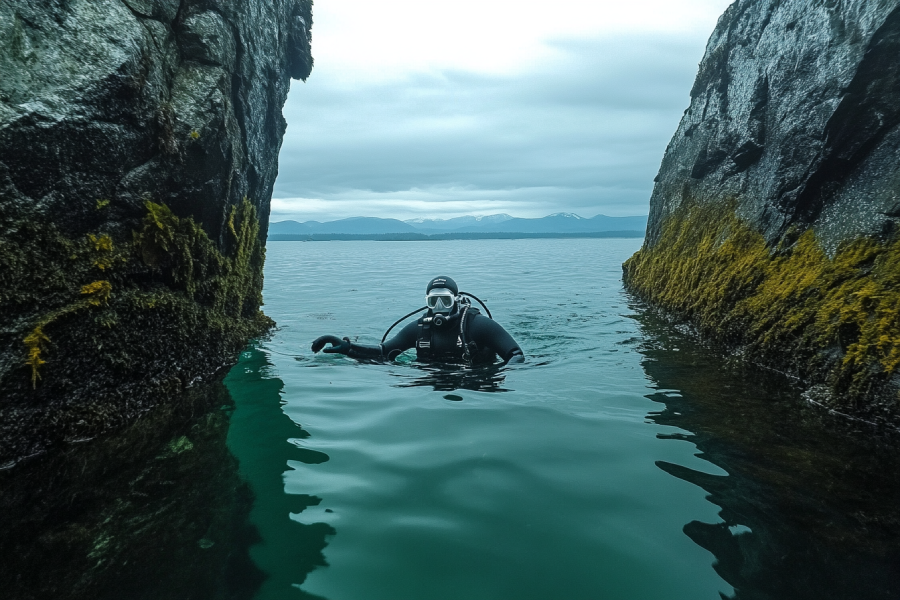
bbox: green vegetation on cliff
[623,202,900,420]
[0,198,271,463]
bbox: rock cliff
[0,0,313,465]
[624,0,900,422]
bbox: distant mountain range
[268,213,647,238]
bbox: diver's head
[425,276,458,314]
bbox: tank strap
[416,317,433,357]
[459,305,471,362]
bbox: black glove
[506,348,525,364]
[311,335,351,354]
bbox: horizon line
[269,212,650,224]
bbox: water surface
[224,239,900,600]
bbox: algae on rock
[624,202,900,420]
[628,0,900,423]
[0,0,313,464]
[0,198,272,465]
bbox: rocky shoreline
[625,0,900,424]
[0,0,313,465]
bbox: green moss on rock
[0,197,272,464]
[133,199,265,318]
[623,201,900,420]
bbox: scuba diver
[311,276,524,364]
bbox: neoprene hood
[426,276,458,295]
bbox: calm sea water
[223,239,900,600]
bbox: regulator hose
[381,306,427,343]
[458,291,492,319]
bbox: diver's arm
[311,335,384,359]
[311,321,418,361]
[381,320,419,360]
[468,315,524,363]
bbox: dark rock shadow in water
[630,302,900,600]
[0,346,340,600]
[225,347,336,599]
[0,381,265,600]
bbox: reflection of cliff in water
[0,381,264,600]
[1,346,336,600]
[631,304,900,600]
[224,346,335,600]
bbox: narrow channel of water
[224,239,900,600]
[2,238,898,600]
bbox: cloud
[273,1,733,221]
[310,0,733,76]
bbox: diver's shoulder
[467,310,506,330]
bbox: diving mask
[425,288,455,313]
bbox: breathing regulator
[381,290,493,343]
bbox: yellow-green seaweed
[1,193,273,465]
[88,233,118,270]
[81,280,112,306]
[623,201,900,414]
[23,326,49,388]
[9,197,269,391]
[23,280,114,384]
[132,198,265,318]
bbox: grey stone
[179,11,236,69]
[121,0,179,22]
[646,0,900,254]
[0,0,313,463]
[0,0,313,243]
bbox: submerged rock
[0,0,313,464]
[624,1,900,422]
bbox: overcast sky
[272,0,734,222]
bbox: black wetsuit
[343,306,522,364]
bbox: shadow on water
[224,346,335,600]
[630,303,900,600]
[390,361,513,393]
[0,345,335,600]
[0,380,265,600]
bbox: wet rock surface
[627,0,900,420]
[0,0,312,464]
[647,0,900,251]
[0,0,312,241]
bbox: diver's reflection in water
[631,306,900,600]
[224,346,335,599]
[391,361,512,393]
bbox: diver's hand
[311,335,350,354]
[505,349,525,364]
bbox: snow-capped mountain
[268,213,647,236]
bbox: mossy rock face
[0,0,315,465]
[0,198,272,465]
[624,201,900,423]
[633,1,900,425]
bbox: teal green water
[224,239,900,600]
